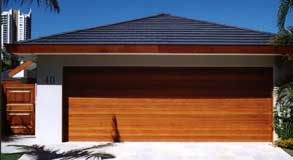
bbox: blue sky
[3,0,293,39]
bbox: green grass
[1,153,23,160]
[283,148,293,156]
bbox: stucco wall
[35,85,62,144]
[34,54,277,144]
[37,55,276,84]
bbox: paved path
[2,140,292,160]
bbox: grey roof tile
[18,13,275,45]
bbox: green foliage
[1,48,20,72]
[275,138,293,149]
[2,0,60,13]
[274,0,293,46]
[274,82,293,139]
[277,0,293,31]
[271,28,293,45]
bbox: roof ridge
[167,14,275,36]
[19,13,169,44]
[87,13,168,29]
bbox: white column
[35,85,62,144]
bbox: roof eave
[6,44,293,55]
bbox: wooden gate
[3,82,35,135]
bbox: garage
[63,67,273,142]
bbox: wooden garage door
[63,67,273,142]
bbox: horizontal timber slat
[69,135,272,142]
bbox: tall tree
[277,0,293,32]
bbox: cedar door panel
[63,67,273,142]
[3,83,35,135]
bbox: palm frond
[271,26,293,46]
[2,0,60,13]
[278,0,291,31]
[9,143,115,159]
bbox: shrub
[275,138,293,149]
[274,82,293,139]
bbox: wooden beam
[5,44,293,54]
[8,61,33,78]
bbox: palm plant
[273,1,293,142]
[272,27,293,45]
[2,0,60,13]
[278,0,293,32]
[272,0,293,45]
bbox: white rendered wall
[12,70,24,78]
[37,55,276,84]
[35,85,62,144]
[32,54,277,143]
[12,61,24,78]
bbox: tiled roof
[19,14,274,45]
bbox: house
[6,14,293,144]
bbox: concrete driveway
[2,139,292,160]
